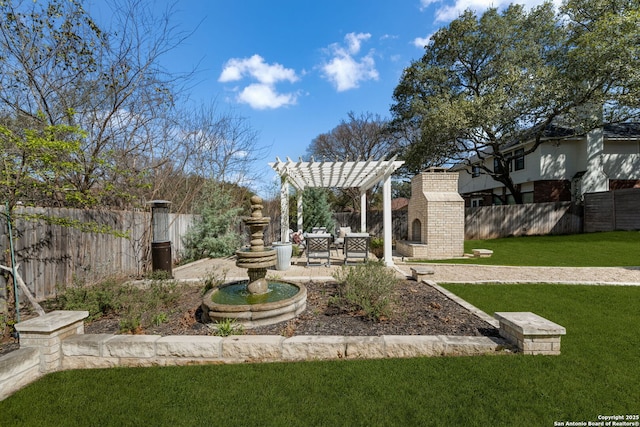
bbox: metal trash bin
[151,241,172,277]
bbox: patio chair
[343,233,370,265]
[332,226,351,253]
[305,233,332,267]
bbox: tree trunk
[498,175,525,204]
[2,251,16,339]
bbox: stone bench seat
[410,266,435,281]
[494,312,566,355]
[472,249,493,258]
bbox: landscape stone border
[0,281,567,401]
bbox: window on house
[472,165,480,177]
[471,198,484,207]
[494,157,512,173]
[514,148,525,171]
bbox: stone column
[15,310,89,372]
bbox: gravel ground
[403,264,640,285]
[172,256,640,286]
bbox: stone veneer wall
[406,171,464,259]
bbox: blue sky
[91,0,556,196]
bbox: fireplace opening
[411,218,422,242]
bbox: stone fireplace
[397,168,464,259]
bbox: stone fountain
[201,196,306,328]
[236,196,276,295]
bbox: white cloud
[419,0,440,10]
[344,32,371,54]
[321,32,379,92]
[218,54,299,110]
[435,0,503,22]
[238,84,297,110]
[219,54,297,85]
[413,34,433,48]
[424,0,562,22]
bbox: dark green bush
[181,184,243,262]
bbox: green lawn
[419,230,640,266]
[1,284,638,426]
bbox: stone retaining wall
[0,306,566,401]
[0,348,40,400]
[59,333,508,370]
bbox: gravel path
[397,264,640,285]
[174,256,640,286]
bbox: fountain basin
[201,280,307,328]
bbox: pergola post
[382,176,393,266]
[280,178,289,242]
[297,191,303,232]
[359,192,367,233]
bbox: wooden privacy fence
[0,206,195,301]
[2,191,635,303]
[299,204,584,242]
[584,188,640,232]
[464,202,583,240]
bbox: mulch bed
[248,280,498,337]
[0,280,498,357]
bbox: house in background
[453,123,640,206]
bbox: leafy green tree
[181,184,243,262]
[303,188,335,233]
[562,0,640,113]
[391,1,640,203]
[1,123,87,212]
[0,122,125,338]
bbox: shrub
[145,270,172,281]
[213,318,244,337]
[331,261,398,320]
[302,187,335,233]
[181,184,243,262]
[370,238,384,259]
[54,275,186,332]
[56,277,122,321]
[201,268,228,295]
[291,244,302,257]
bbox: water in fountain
[201,195,307,327]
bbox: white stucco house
[452,123,640,206]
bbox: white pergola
[269,156,405,266]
